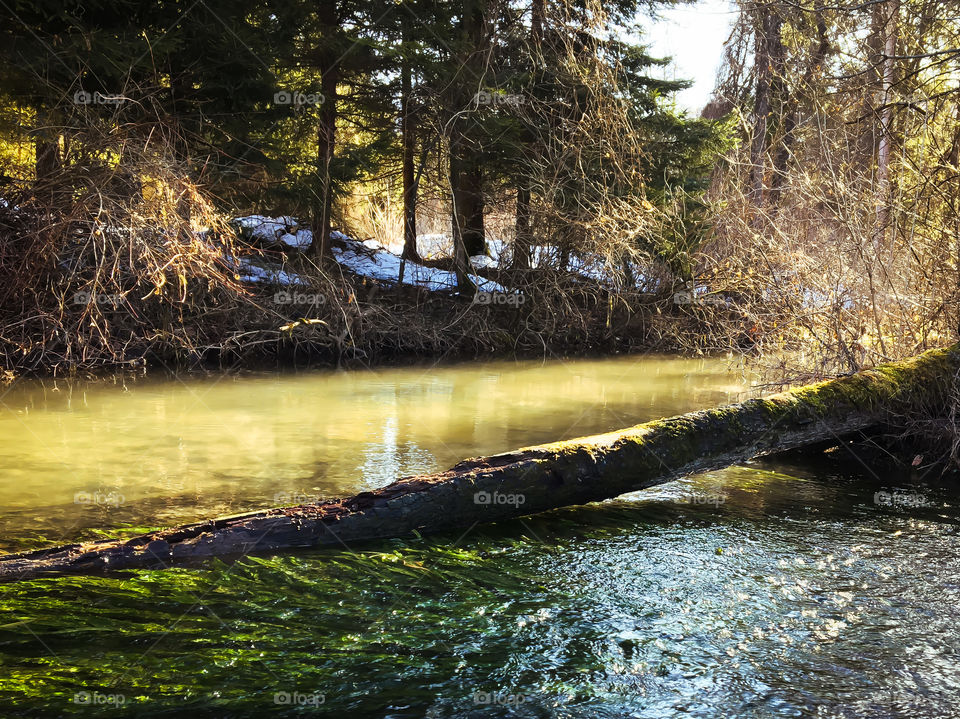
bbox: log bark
[1,345,956,582]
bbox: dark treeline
[0,0,721,269]
[0,0,729,372]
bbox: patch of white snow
[333,238,506,293]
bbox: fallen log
[2,344,957,582]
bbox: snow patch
[232,216,508,293]
[469,254,498,269]
[333,239,506,293]
[234,215,311,250]
[234,257,306,286]
[416,233,454,259]
[278,232,311,250]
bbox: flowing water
[0,355,957,717]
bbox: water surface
[0,355,956,718]
[0,354,750,552]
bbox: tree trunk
[531,0,544,46]
[400,83,419,261]
[514,185,532,269]
[312,2,339,260]
[512,0,543,271]
[401,22,420,262]
[874,0,899,248]
[749,5,781,204]
[32,103,63,211]
[34,138,59,187]
[33,136,59,204]
[770,10,828,209]
[450,134,485,259]
[448,0,487,281]
[1,344,956,582]
[449,128,477,291]
[463,164,485,256]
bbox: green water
[0,355,957,717]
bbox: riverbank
[1,212,734,379]
[1,202,952,388]
[0,289,685,380]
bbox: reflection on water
[2,355,958,717]
[0,355,752,550]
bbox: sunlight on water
[0,355,752,550]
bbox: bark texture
[1,345,955,582]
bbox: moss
[871,346,957,397]
[747,345,959,419]
[508,345,958,467]
[537,346,958,469]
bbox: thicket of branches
[694,0,960,383]
[1,0,957,385]
[0,0,725,373]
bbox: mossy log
[1,345,957,582]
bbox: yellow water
[0,354,752,551]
